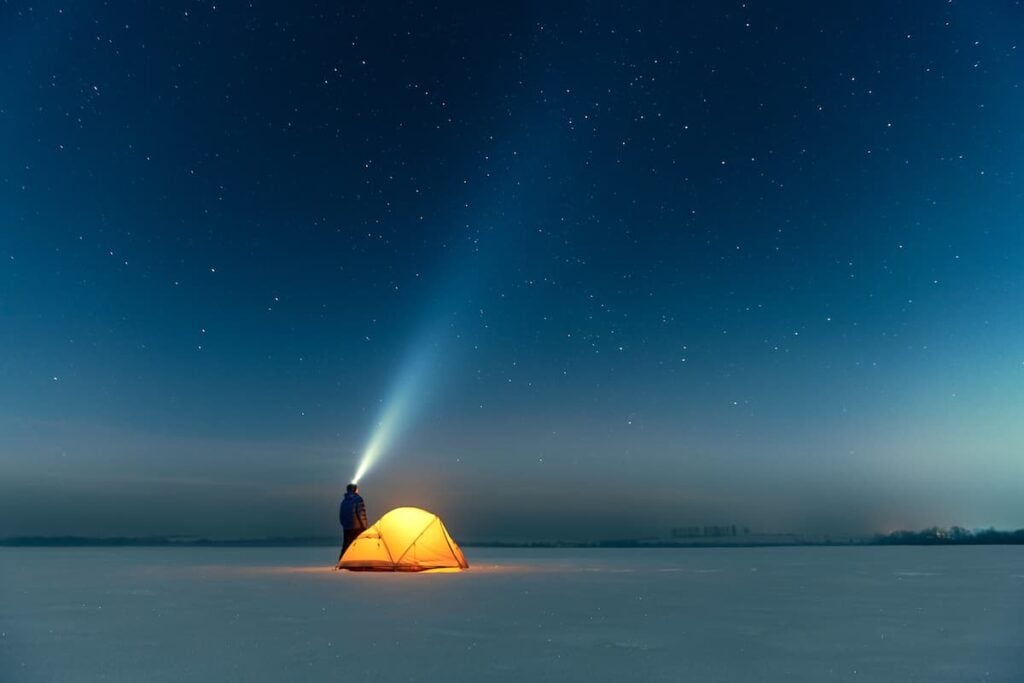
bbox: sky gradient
[2,1,1023,540]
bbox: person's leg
[339,529,351,561]
[341,528,358,554]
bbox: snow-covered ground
[2,546,1021,682]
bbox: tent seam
[440,526,464,568]
[393,518,438,565]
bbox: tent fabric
[337,507,469,572]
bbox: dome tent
[337,507,469,572]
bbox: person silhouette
[338,483,368,561]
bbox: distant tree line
[874,526,1024,545]
[3,527,1023,547]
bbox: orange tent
[337,507,469,572]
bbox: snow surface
[2,546,1022,682]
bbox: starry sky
[2,2,1023,541]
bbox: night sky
[2,2,1022,541]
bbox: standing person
[338,483,368,561]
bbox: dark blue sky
[2,1,1022,540]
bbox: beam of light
[349,106,562,486]
[352,336,437,484]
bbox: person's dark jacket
[339,492,368,531]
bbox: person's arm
[357,499,368,529]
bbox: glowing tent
[337,507,469,572]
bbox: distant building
[671,524,745,538]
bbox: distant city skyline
[2,2,1023,539]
